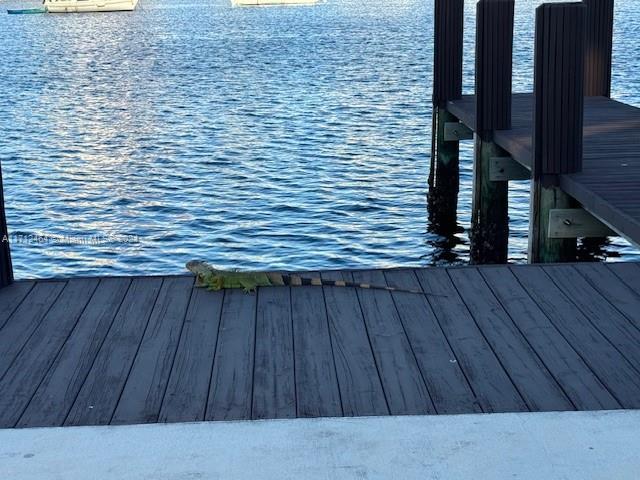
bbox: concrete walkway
[1,410,638,479]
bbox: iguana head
[186,260,219,277]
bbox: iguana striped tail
[272,273,426,295]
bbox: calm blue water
[0,0,638,278]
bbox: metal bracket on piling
[490,156,530,182]
[444,122,474,142]
[548,209,616,239]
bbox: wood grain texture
[111,277,194,425]
[607,263,640,294]
[64,277,163,426]
[0,278,99,427]
[383,269,481,414]
[321,270,388,417]
[17,278,132,428]
[480,266,620,411]
[159,288,224,423]
[205,289,257,421]
[0,281,34,330]
[414,268,527,413]
[573,263,640,329]
[511,265,640,408]
[351,270,435,415]
[252,285,296,420]
[542,265,640,370]
[0,281,66,379]
[291,273,342,418]
[448,267,573,411]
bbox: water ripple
[0,0,638,279]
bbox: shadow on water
[577,238,622,262]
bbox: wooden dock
[429,0,640,264]
[1,262,640,429]
[447,93,640,244]
[0,0,639,436]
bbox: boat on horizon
[43,0,138,12]
[232,0,319,6]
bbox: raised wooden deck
[1,262,640,429]
[448,93,640,244]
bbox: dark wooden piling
[529,2,586,263]
[470,0,514,264]
[429,0,464,234]
[0,162,13,288]
[584,0,614,97]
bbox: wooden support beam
[530,188,578,262]
[529,2,586,264]
[548,209,616,239]
[428,109,460,234]
[471,137,509,264]
[0,161,13,288]
[429,0,464,235]
[443,122,473,141]
[584,0,614,97]
[470,0,514,265]
[490,156,529,182]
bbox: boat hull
[7,7,48,13]
[44,0,138,12]
[232,0,319,6]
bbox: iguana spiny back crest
[186,260,429,295]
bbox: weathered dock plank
[608,262,640,293]
[17,278,132,428]
[321,270,389,417]
[252,285,296,420]
[3,263,640,429]
[351,270,435,415]
[542,265,640,370]
[0,279,99,428]
[573,263,640,329]
[0,281,66,379]
[0,281,34,330]
[383,269,481,414]
[511,266,640,409]
[448,268,573,411]
[159,288,224,423]
[64,278,163,426]
[414,268,528,413]
[205,289,256,421]
[480,266,620,411]
[290,273,343,418]
[111,277,194,425]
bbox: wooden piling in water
[0,162,13,288]
[429,0,464,234]
[529,2,586,263]
[470,0,514,264]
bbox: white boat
[44,0,138,12]
[232,0,319,6]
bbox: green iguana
[186,260,429,295]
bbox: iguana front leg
[239,277,259,293]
